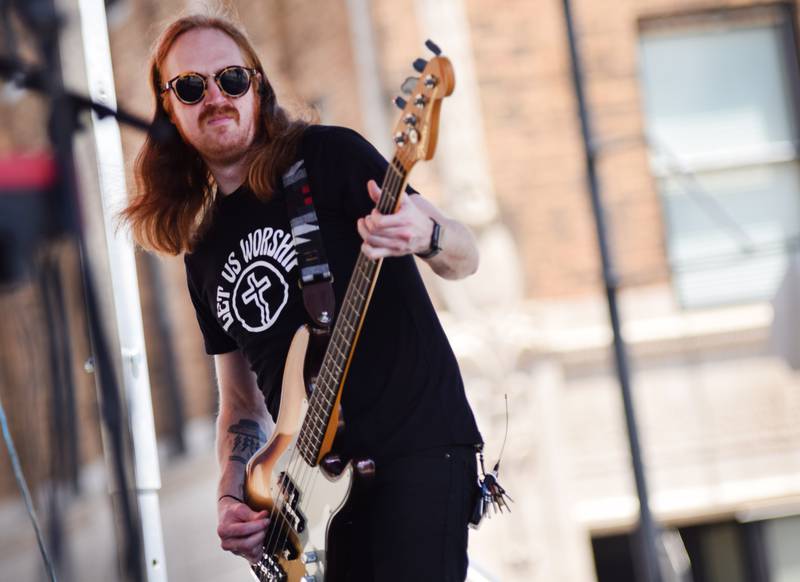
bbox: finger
[229,504,269,522]
[366,210,411,232]
[370,225,414,240]
[367,179,381,203]
[218,517,269,539]
[357,217,370,241]
[361,242,398,260]
[221,527,267,559]
[359,217,412,242]
[361,232,410,252]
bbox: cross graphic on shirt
[242,272,272,326]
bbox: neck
[207,156,250,195]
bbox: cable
[0,388,58,582]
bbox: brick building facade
[3,0,800,580]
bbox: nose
[203,77,227,105]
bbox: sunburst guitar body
[246,327,353,582]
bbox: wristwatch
[415,217,443,259]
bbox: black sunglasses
[161,65,259,105]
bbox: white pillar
[74,1,168,580]
[413,0,525,314]
[532,360,598,582]
[345,0,393,156]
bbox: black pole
[560,2,662,581]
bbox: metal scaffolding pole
[560,1,662,581]
[74,0,168,579]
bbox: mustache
[199,105,239,125]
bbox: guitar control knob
[414,94,427,108]
[301,551,318,564]
[423,74,438,88]
[394,132,406,145]
[403,113,417,126]
[393,96,407,110]
[408,128,419,144]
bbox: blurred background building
[2,0,800,581]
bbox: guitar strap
[282,159,336,330]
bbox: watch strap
[415,217,442,259]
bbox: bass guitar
[244,41,455,582]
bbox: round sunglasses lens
[219,68,250,97]
[175,75,205,103]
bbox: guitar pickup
[276,472,307,533]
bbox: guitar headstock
[391,40,455,173]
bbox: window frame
[637,3,800,308]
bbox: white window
[763,515,800,582]
[639,6,800,307]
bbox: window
[638,5,800,307]
[762,515,800,582]
[592,515,800,582]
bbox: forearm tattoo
[227,419,266,464]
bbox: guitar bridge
[251,552,287,582]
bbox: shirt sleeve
[327,127,420,220]
[184,256,238,355]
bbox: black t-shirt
[184,125,482,460]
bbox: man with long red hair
[123,12,483,581]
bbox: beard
[183,104,256,165]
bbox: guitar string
[257,153,410,575]
[257,164,397,570]
[267,158,405,560]
[255,156,405,567]
[271,159,406,566]
[258,173,398,570]
[263,208,386,562]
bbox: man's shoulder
[301,124,371,155]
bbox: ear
[256,72,267,96]
[161,93,176,124]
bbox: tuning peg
[393,96,407,109]
[425,39,442,56]
[401,76,418,95]
[413,58,427,73]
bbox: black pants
[328,445,479,582]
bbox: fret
[323,352,341,373]
[351,285,366,302]
[308,398,329,422]
[298,438,311,461]
[300,445,315,465]
[342,304,361,322]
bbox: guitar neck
[297,155,409,465]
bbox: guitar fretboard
[297,156,409,465]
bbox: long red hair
[122,14,309,255]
